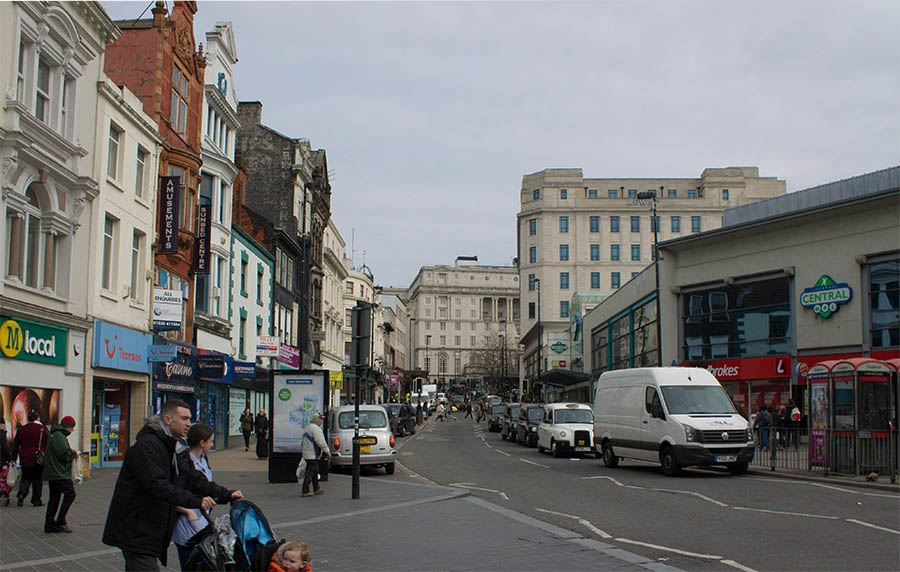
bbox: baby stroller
[0,464,12,506]
[185,500,284,571]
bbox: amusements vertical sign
[158,176,179,254]
[195,204,211,273]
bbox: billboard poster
[256,336,279,357]
[229,388,247,436]
[810,383,828,465]
[0,385,61,441]
[152,288,183,331]
[272,371,325,453]
[158,176,179,254]
[194,203,211,274]
[277,343,300,368]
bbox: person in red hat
[42,415,79,533]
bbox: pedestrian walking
[240,408,254,451]
[300,412,330,498]
[42,416,79,533]
[172,423,220,570]
[788,400,802,449]
[436,403,445,422]
[10,409,49,507]
[755,405,773,450]
[255,410,270,459]
[102,399,243,571]
[464,402,473,419]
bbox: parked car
[487,403,506,432]
[516,404,543,446]
[385,403,416,437]
[537,403,595,457]
[327,405,397,474]
[594,367,754,476]
[500,403,521,441]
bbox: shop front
[89,320,152,468]
[227,361,259,448]
[151,337,199,418]
[684,355,793,418]
[196,350,235,449]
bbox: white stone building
[321,219,348,404]
[342,260,378,402]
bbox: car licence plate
[716,455,737,463]
[361,446,371,454]
[575,447,590,452]
[576,440,586,446]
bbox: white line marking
[520,458,550,468]
[625,485,646,490]
[733,506,838,520]
[846,519,900,535]
[652,487,729,507]
[500,492,509,500]
[450,484,501,493]
[484,442,493,449]
[495,449,511,457]
[582,475,625,486]
[810,482,857,494]
[722,558,759,572]
[535,507,580,519]
[615,538,723,560]
[578,518,612,539]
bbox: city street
[398,415,900,572]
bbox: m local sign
[801,275,852,319]
[0,317,67,366]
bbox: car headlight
[746,428,754,442]
[683,425,699,443]
[531,426,537,432]
[559,431,567,439]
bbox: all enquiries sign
[0,316,67,366]
[801,275,853,319]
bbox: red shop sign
[682,355,791,381]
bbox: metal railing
[748,427,898,483]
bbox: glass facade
[869,259,899,348]
[591,296,658,375]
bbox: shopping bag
[71,454,86,484]
[296,458,307,486]
[7,463,20,487]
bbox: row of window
[532,188,727,200]
[205,103,232,157]
[106,124,151,200]
[525,271,638,298]
[528,215,701,235]
[16,39,75,138]
[422,334,497,350]
[99,214,147,302]
[199,173,231,226]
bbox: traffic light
[350,302,372,368]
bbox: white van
[593,367,754,476]
[537,403,595,457]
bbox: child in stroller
[0,417,12,506]
[267,541,311,572]
[185,500,287,572]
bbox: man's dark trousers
[302,459,320,494]
[44,479,75,529]
[123,550,160,571]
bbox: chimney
[238,101,263,126]
[151,1,167,28]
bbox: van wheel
[551,440,563,458]
[385,463,395,475]
[537,443,545,454]
[661,447,681,477]
[728,461,749,475]
[602,442,619,468]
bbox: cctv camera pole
[638,189,663,366]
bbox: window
[455,336,461,346]
[470,309,476,318]
[611,244,620,261]
[608,189,618,198]
[591,272,600,289]
[560,272,569,289]
[869,259,900,348]
[692,216,702,233]
[560,301,569,318]
[559,244,569,261]
[440,335,446,345]
[168,165,193,231]
[217,183,227,224]
[6,187,57,290]
[170,65,189,135]
[529,246,536,264]
[559,216,568,233]
[345,308,352,327]
[195,272,209,314]
[688,189,698,198]
[590,216,599,232]
[214,257,225,316]
[59,74,71,137]
[528,302,535,319]
[455,308,461,318]
[130,230,144,301]
[240,259,248,294]
[257,268,264,302]
[631,244,641,261]
[16,41,26,101]
[590,244,599,261]
[631,216,640,232]
[239,316,246,358]
[455,322,461,331]
[628,189,636,198]
[135,147,148,199]
[671,216,681,233]
[470,335,476,345]
[107,125,121,180]
[632,272,640,278]
[610,216,620,233]
[101,215,117,290]
[667,189,677,198]
[345,280,353,293]
[560,189,567,200]
[35,58,50,123]
[611,272,621,289]
[722,189,729,200]
[588,189,598,198]
[440,322,446,331]
[533,189,540,200]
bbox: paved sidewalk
[0,444,678,572]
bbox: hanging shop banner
[272,370,326,453]
[329,370,343,389]
[194,203,211,274]
[152,288,183,331]
[197,352,234,384]
[148,344,178,362]
[157,176,179,254]
[276,343,300,368]
[93,320,152,373]
[0,316,67,366]
[256,336,279,357]
[233,361,256,378]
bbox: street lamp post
[535,277,541,401]
[636,188,663,366]
[499,319,507,396]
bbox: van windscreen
[661,386,737,415]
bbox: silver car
[327,405,398,474]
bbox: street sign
[310,330,326,342]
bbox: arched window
[438,353,448,375]
[6,184,55,290]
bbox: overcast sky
[103,0,900,288]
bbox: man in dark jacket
[102,399,242,571]
[42,416,79,533]
[11,409,49,506]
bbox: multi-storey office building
[517,166,786,396]
[408,257,521,393]
[321,219,348,405]
[378,290,409,398]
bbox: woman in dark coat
[239,409,254,451]
[254,410,270,459]
[11,409,49,506]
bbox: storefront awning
[539,369,589,387]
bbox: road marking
[520,458,550,468]
[810,482,857,494]
[615,538,723,560]
[722,558,759,572]
[582,475,625,487]
[500,492,509,500]
[732,506,838,520]
[536,507,579,519]
[450,483,501,493]
[652,488,729,507]
[484,443,493,449]
[578,518,612,539]
[846,519,900,535]
[495,449,511,457]
[625,485,646,490]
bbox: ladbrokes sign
[0,316,67,366]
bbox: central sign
[551,341,567,354]
[800,275,852,319]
